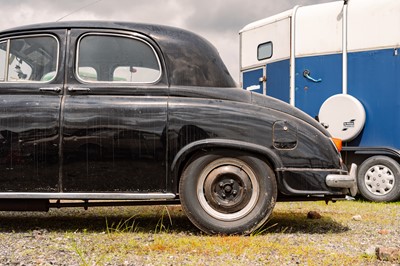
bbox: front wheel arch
[179,150,277,235]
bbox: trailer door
[294,2,344,118]
[240,16,291,103]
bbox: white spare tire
[319,94,366,142]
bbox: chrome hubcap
[364,165,395,196]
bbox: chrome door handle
[68,87,91,92]
[39,87,61,92]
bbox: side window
[0,35,58,82]
[77,34,161,83]
[257,42,273,60]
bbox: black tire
[179,151,277,235]
[357,156,400,202]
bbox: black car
[0,21,356,235]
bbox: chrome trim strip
[276,167,347,173]
[0,192,176,200]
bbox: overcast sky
[0,0,335,83]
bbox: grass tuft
[155,206,173,233]
[105,215,139,235]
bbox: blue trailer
[239,0,400,201]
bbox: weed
[71,239,106,266]
[155,206,173,233]
[71,240,89,266]
[250,222,278,236]
[105,215,139,234]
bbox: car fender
[171,138,283,181]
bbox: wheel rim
[364,164,395,196]
[197,158,260,221]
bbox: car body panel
[0,22,352,202]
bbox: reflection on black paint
[62,96,167,192]
[0,95,60,192]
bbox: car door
[0,31,65,192]
[62,29,168,193]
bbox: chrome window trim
[0,34,60,84]
[75,32,162,84]
[1,39,10,81]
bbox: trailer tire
[357,156,400,202]
[179,151,277,235]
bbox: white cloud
[0,0,334,82]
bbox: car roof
[0,21,236,88]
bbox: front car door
[0,30,65,192]
[62,29,168,193]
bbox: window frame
[0,40,7,81]
[0,34,60,83]
[257,41,273,61]
[75,32,162,84]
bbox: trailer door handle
[303,70,322,83]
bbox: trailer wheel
[179,151,277,235]
[357,156,400,202]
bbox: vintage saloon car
[0,21,356,235]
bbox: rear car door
[62,29,168,193]
[0,31,65,192]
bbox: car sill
[0,192,176,200]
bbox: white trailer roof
[239,9,293,33]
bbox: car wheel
[357,156,400,202]
[179,151,277,235]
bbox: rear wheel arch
[171,139,282,187]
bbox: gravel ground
[0,201,399,265]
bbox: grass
[0,200,399,265]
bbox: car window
[77,34,161,83]
[0,35,58,82]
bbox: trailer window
[257,42,272,60]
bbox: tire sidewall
[179,151,277,235]
[357,156,400,202]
